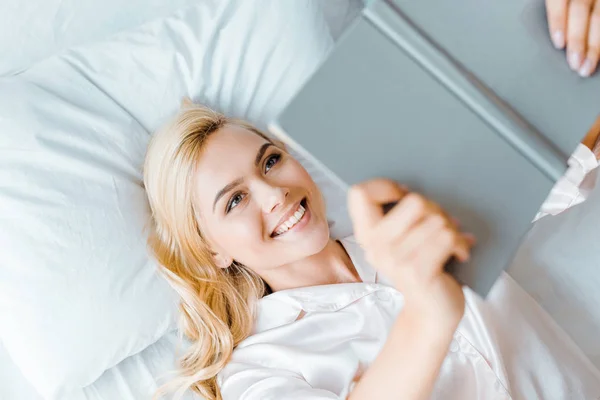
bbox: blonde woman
[144,103,600,400]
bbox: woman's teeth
[275,204,306,236]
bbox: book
[269,0,600,297]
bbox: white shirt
[533,143,598,221]
[218,145,600,400]
[218,237,600,400]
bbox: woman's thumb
[348,179,406,240]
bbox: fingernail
[568,51,583,70]
[552,31,565,49]
[579,58,594,77]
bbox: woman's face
[193,125,330,273]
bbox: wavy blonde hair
[144,102,272,400]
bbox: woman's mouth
[272,198,309,237]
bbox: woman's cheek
[236,212,260,239]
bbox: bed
[1,1,599,399]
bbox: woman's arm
[346,180,471,400]
[349,302,459,400]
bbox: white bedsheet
[1,331,195,400]
[508,167,600,368]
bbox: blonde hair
[144,102,272,400]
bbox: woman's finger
[451,234,472,263]
[374,193,430,242]
[588,115,600,159]
[391,214,447,262]
[581,1,600,76]
[567,0,594,71]
[348,179,406,244]
[546,0,569,49]
[415,228,457,277]
[450,216,461,228]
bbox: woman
[144,104,600,400]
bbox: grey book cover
[270,0,600,297]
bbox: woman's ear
[204,235,232,269]
[211,250,233,270]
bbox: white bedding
[0,0,196,76]
[3,0,600,398]
[0,340,44,400]
[77,332,195,400]
[1,331,194,400]
[508,167,600,368]
[0,0,361,77]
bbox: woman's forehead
[207,124,267,150]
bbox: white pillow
[320,0,364,40]
[0,0,196,76]
[0,0,341,397]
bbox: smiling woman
[143,102,335,399]
[144,102,600,400]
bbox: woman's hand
[546,0,600,77]
[348,179,473,326]
[582,114,600,159]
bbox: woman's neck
[262,238,362,292]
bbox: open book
[269,0,600,297]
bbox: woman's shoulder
[337,235,381,284]
[338,234,358,246]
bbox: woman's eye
[264,153,281,172]
[226,192,244,213]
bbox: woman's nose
[259,184,289,214]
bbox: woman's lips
[272,198,310,238]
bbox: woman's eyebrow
[255,143,273,167]
[213,178,243,212]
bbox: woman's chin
[281,219,329,253]
[303,218,331,253]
